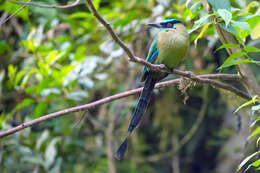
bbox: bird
[114,18,189,160]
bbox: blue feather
[141,38,159,81]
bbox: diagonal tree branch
[0,0,251,139]
[9,0,81,9]
[0,74,250,139]
[201,0,260,97]
[85,0,169,72]
[84,0,251,98]
[0,0,32,27]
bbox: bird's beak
[148,22,162,28]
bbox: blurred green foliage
[0,0,260,172]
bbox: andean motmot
[114,18,189,160]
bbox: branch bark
[0,0,32,27]
[9,0,81,9]
[0,74,250,139]
[84,0,251,98]
[201,0,260,97]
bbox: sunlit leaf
[219,23,238,35]
[249,127,260,139]
[250,117,260,128]
[231,20,251,31]
[251,159,260,168]
[208,0,231,12]
[234,95,258,113]
[21,70,36,88]
[251,22,260,40]
[69,12,92,19]
[237,151,260,171]
[257,137,260,147]
[0,112,4,128]
[15,98,35,110]
[244,46,260,53]
[218,51,247,70]
[0,1,29,21]
[216,44,240,52]
[188,14,212,33]
[8,64,16,83]
[252,104,260,111]
[217,9,232,27]
[34,101,48,118]
[194,24,209,47]
[190,1,202,15]
[15,70,26,85]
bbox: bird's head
[148,19,181,29]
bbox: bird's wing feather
[141,38,159,81]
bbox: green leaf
[244,46,260,53]
[234,96,258,113]
[37,59,50,77]
[251,22,260,40]
[22,156,44,166]
[46,51,65,65]
[93,0,101,10]
[15,70,26,85]
[237,151,260,171]
[66,90,88,101]
[36,130,49,150]
[15,98,35,110]
[216,44,240,51]
[8,64,17,82]
[219,23,238,35]
[44,137,60,169]
[0,41,11,55]
[69,12,92,19]
[190,1,202,14]
[208,0,231,12]
[74,45,87,61]
[188,14,211,33]
[257,137,260,147]
[249,127,260,139]
[21,70,36,88]
[220,59,260,69]
[218,51,247,70]
[34,101,48,118]
[217,9,232,27]
[0,2,29,21]
[185,0,193,8]
[0,112,4,128]
[252,159,260,167]
[250,117,260,128]
[21,40,36,52]
[231,20,251,31]
[252,104,260,111]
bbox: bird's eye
[166,23,173,28]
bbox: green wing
[141,38,159,81]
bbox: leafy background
[0,0,260,172]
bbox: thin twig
[0,74,250,139]
[85,0,168,72]
[172,69,250,99]
[201,0,260,96]
[9,0,81,9]
[84,0,249,99]
[0,0,32,27]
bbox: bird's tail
[114,74,156,160]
